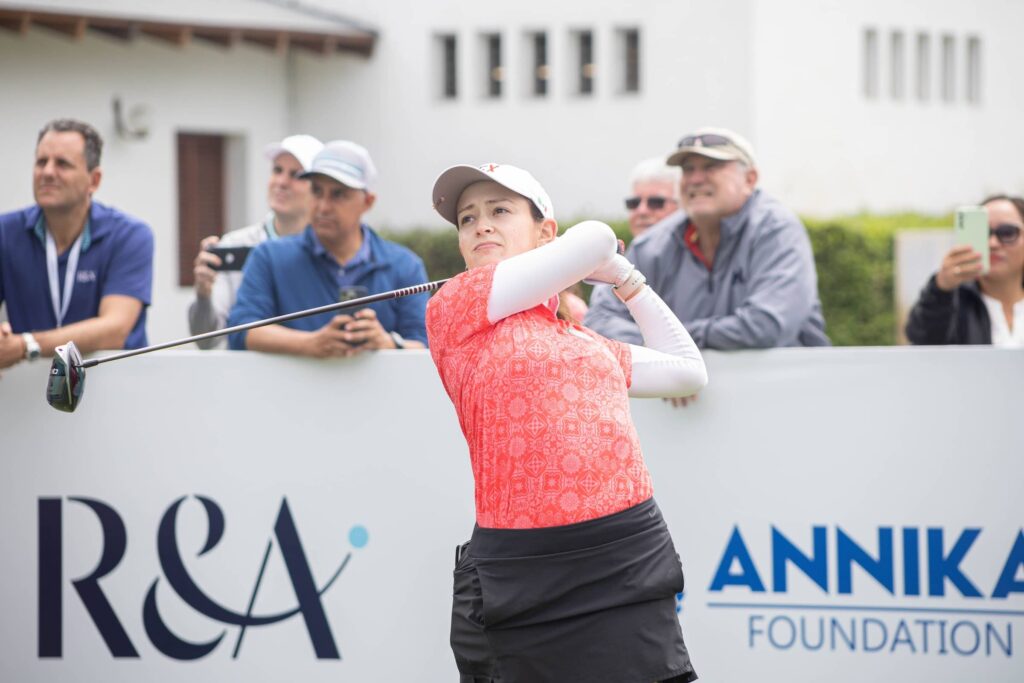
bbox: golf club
[46,278,450,413]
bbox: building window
[573,30,595,95]
[437,34,458,99]
[530,32,549,96]
[177,133,225,287]
[966,35,982,104]
[889,31,904,100]
[618,28,640,93]
[862,28,878,99]
[915,33,930,101]
[483,33,502,98]
[941,34,955,102]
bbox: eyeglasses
[991,223,1022,245]
[677,133,733,149]
[625,195,675,210]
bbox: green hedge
[384,213,951,347]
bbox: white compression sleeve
[488,220,617,323]
[625,287,708,398]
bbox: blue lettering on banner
[772,525,828,593]
[927,528,982,597]
[993,531,1024,599]
[745,615,1013,656]
[37,495,365,661]
[707,524,1024,659]
[837,526,893,594]
[709,526,765,592]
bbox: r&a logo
[38,495,366,660]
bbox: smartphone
[338,286,370,344]
[954,206,990,275]
[339,286,369,302]
[207,245,252,271]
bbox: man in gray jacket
[585,127,829,349]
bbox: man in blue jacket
[228,140,428,355]
[585,127,829,350]
[0,119,153,372]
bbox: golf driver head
[47,341,85,412]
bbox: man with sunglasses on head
[625,157,682,237]
[586,127,829,350]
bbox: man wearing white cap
[586,127,830,349]
[227,141,428,355]
[188,134,323,349]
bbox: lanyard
[263,212,279,240]
[45,229,84,328]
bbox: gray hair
[629,157,681,199]
[37,119,103,170]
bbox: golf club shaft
[80,278,450,369]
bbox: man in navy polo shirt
[0,119,154,371]
[228,140,428,355]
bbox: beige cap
[666,127,757,168]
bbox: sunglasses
[677,133,734,149]
[625,195,675,210]
[991,223,1022,245]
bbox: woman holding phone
[906,195,1024,346]
[426,163,707,682]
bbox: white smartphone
[954,206,990,275]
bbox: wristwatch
[22,332,41,361]
[389,331,406,349]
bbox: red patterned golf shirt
[427,263,654,529]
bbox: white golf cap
[263,134,324,172]
[432,163,554,226]
[300,140,377,191]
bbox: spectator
[626,157,682,237]
[906,195,1024,346]
[0,118,153,372]
[188,134,322,349]
[585,127,829,349]
[228,140,428,355]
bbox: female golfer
[428,163,707,682]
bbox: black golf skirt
[450,497,697,683]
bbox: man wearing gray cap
[586,127,829,349]
[188,134,323,348]
[227,140,428,355]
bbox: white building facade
[1,0,1022,342]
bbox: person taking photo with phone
[187,134,323,349]
[906,195,1024,346]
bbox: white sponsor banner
[1,347,1021,682]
